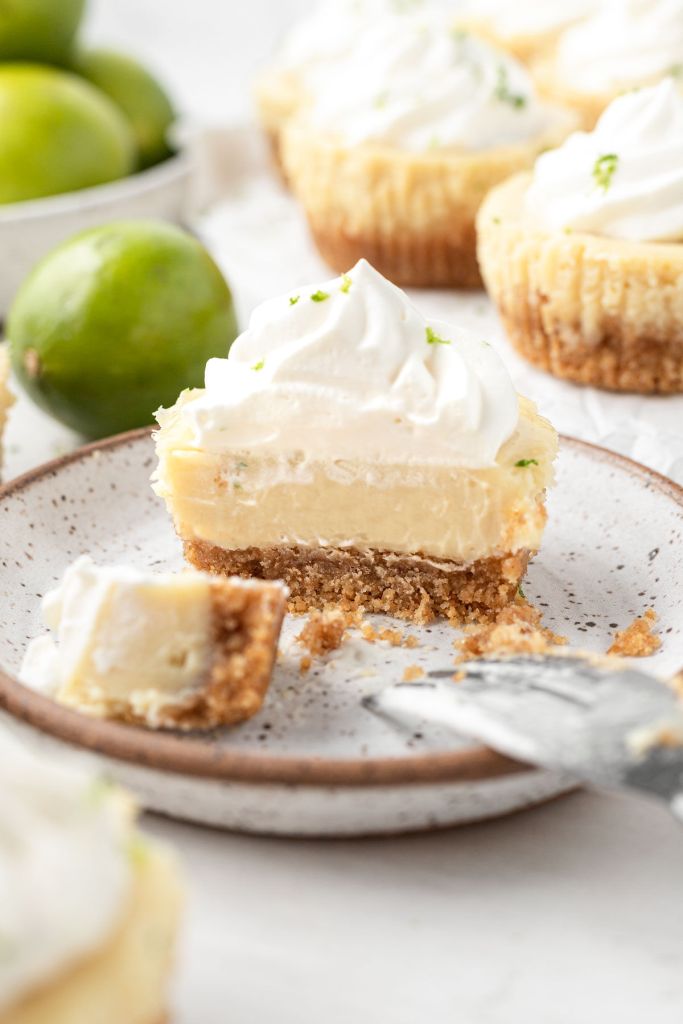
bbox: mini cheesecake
[154,260,558,625]
[1,736,183,1024]
[0,343,15,474]
[20,556,287,729]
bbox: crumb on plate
[402,664,425,682]
[455,600,567,660]
[607,609,661,658]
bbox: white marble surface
[3,1,683,1019]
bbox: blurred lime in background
[73,48,176,170]
[8,220,238,438]
[0,0,86,65]
[0,65,136,203]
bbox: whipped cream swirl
[525,80,683,242]
[304,14,553,151]
[556,0,683,95]
[458,0,599,37]
[0,734,132,1013]
[273,0,436,77]
[173,260,519,468]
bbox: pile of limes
[0,0,176,205]
[3,2,240,440]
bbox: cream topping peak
[174,259,519,468]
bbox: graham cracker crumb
[455,600,567,660]
[296,608,347,657]
[360,620,421,648]
[299,655,312,674]
[402,665,425,682]
[608,610,661,658]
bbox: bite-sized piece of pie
[1,734,183,1024]
[253,0,401,168]
[455,0,599,63]
[0,342,15,475]
[154,259,558,625]
[478,80,683,394]
[534,0,683,128]
[20,556,287,729]
[281,12,576,288]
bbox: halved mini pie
[154,259,558,625]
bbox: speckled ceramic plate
[1,430,681,836]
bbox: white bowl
[0,149,194,317]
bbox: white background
[8,2,683,1021]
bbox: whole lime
[0,65,135,204]
[0,0,86,65]
[8,221,238,438]
[73,48,175,169]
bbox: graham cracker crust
[309,223,482,289]
[184,541,530,626]
[120,579,286,732]
[500,308,683,394]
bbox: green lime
[0,0,86,65]
[0,65,135,203]
[8,220,238,438]
[73,48,175,170]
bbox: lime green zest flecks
[340,273,352,293]
[289,295,300,305]
[251,359,265,371]
[592,153,619,192]
[518,584,526,599]
[494,65,527,109]
[310,290,330,302]
[515,458,539,468]
[426,326,451,346]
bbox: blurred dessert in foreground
[154,259,558,625]
[280,12,576,288]
[455,0,599,63]
[478,80,683,394]
[20,556,287,729]
[535,0,683,128]
[0,734,182,1024]
[0,343,15,476]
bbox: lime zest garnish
[515,458,539,468]
[494,65,527,109]
[340,273,352,293]
[426,326,451,346]
[310,290,330,302]
[289,295,300,305]
[592,153,619,192]
[251,359,265,371]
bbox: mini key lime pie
[154,259,558,625]
[535,0,683,128]
[0,342,15,474]
[20,556,287,729]
[477,79,683,394]
[0,734,182,1024]
[254,0,407,166]
[281,13,576,288]
[455,0,599,63]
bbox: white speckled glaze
[0,150,193,316]
[0,432,681,836]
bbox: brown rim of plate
[0,428,681,789]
